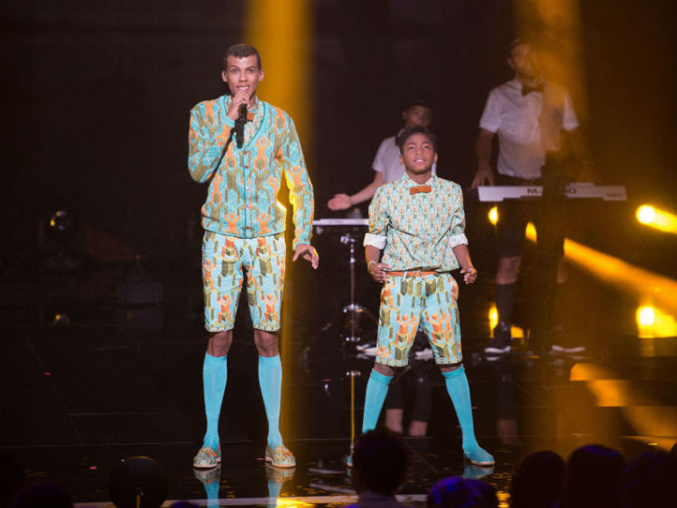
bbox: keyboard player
[471,39,592,355]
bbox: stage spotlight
[636,204,677,233]
[489,305,498,330]
[636,205,656,224]
[488,206,498,226]
[488,304,525,339]
[636,305,677,338]
[52,312,71,326]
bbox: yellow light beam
[571,363,677,451]
[243,0,313,439]
[525,223,677,315]
[244,0,312,141]
[636,205,677,234]
[514,0,588,123]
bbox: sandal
[265,445,296,468]
[193,445,221,469]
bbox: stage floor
[2,260,676,507]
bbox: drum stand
[338,232,378,459]
[339,232,378,343]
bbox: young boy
[360,125,494,467]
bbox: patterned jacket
[188,94,314,249]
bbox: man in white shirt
[471,39,584,355]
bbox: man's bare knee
[254,329,279,357]
[207,330,232,356]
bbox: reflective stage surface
[2,252,677,508]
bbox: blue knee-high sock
[202,476,220,507]
[203,353,228,450]
[267,480,282,508]
[442,366,479,451]
[361,369,393,434]
[259,355,283,449]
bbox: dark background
[1,0,675,273]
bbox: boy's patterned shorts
[375,272,462,367]
[202,231,285,332]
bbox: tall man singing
[188,43,318,469]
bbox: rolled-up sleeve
[449,186,468,247]
[364,187,389,250]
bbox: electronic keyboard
[476,183,627,202]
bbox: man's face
[508,43,538,80]
[221,55,264,99]
[402,106,433,129]
[399,133,438,175]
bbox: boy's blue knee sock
[361,369,393,434]
[442,365,478,450]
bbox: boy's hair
[397,125,437,155]
[222,43,262,71]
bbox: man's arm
[328,171,385,211]
[188,103,234,183]
[471,128,496,188]
[279,113,315,252]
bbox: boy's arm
[452,244,477,284]
[363,187,391,283]
[366,245,390,283]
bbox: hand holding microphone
[227,90,249,120]
[234,102,247,148]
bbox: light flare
[636,204,677,233]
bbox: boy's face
[221,55,264,98]
[402,105,432,129]
[399,133,438,175]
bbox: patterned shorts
[375,272,462,367]
[202,231,285,332]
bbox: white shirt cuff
[364,233,387,249]
[450,233,468,248]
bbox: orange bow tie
[410,185,432,195]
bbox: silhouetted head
[427,476,498,508]
[510,450,565,508]
[619,450,677,508]
[352,428,408,496]
[558,444,626,508]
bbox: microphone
[238,103,247,121]
[235,103,247,148]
